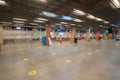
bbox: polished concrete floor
[0,40,120,80]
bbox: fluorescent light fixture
[110,0,120,8]
[113,0,120,5]
[111,24,114,26]
[66,26,70,28]
[103,20,109,23]
[13,18,27,21]
[0,0,6,5]
[1,22,12,26]
[14,24,24,26]
[99,25,103,27]
[29,23,38,25]
[1,22,11,24]
[78,25,82,26]
[40,11,58,18]
[87,14,96,19]
[51,25,55,26]
[64,25,70,26]
[113,25,118,27]
[111,24,117,27]
[13,21,25,24]
[60,15,74,21]
[1,22,6,23]
[70,24,76,26]
[61,22,68,24]
[34,20,45,23]
[35,0,47,3]
[73,9,86,16]
[115,25,119,27]
[95,17,103,21]
[74,19,83,22]
[55,23,60,25]
[40,0,47,2]
[110,2,117,9]
[36,18,48,21]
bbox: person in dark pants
[74,34,78,44]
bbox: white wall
[3,30,33,39]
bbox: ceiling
[0,0,120,28]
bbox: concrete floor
[0,40,120,80]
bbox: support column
[86,29,90,41]
[46,23,50,46]
[96,29,100,41]
[0,26,3,51]
[71,27,76,42]
[103,33,107,40]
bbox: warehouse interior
[0,0,120,80]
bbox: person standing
[74,34,78,44]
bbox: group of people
[59,34,78,44]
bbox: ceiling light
[99,25,103,27]
[0,0,6,5]
[14,24,24,26]
[60,15,74,21]
[51,25,55,27]
[36,18,48,21]
[111,24,114,26]
[74,19,83,22]
[73,9,86,16]
[0,22,12,26]
[78,25,82,26]
[13,21,25,24]
[29,23,38,25]
[55,23,60,25]
[40,11,58,18]
[111,24,117,27]
[64,25,70,26]
[35,0,47,3]
[95,17,103,21]
[103,20,109,23]
[34,20,45,23]
[13,18,27,21]
[1,22,11,24]
[113,0,120,6]
[70,24,76,26]
[61,22,68,24]
[87,14,96,19]
[40,0,47,2]
[110,0,120,8]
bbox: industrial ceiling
[0,0,120,28]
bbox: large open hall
[0,0,120,80]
